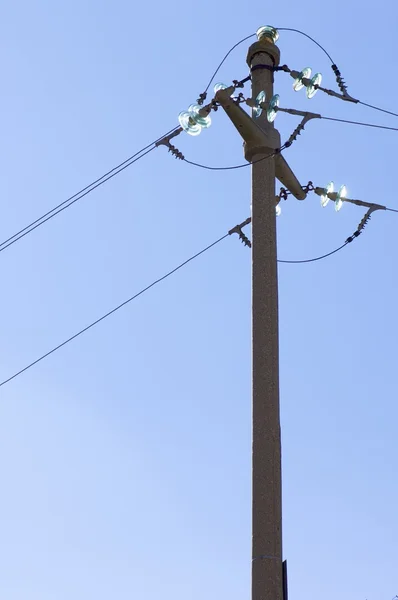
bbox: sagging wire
[276,27,336,64]
[182,147,286,172]
[198,34,256,104]
[231,186,397,263]
[278,242,349,264]
[229,214,352,263]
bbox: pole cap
[247,27,280,67]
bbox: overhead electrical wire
[1,27,397,261]
[357,100,398,119]
[1,27,397,391]
[276,26,398,120]
[2,28,396,257]
[202,33,256,95]
[0,232,229,388]
[321,116,398,132]
[0,126,180,255]
[276,27,335,63]
[4,197,398,387]
[183,147,285,171]
[278,242,348,264]
[277,200,398,263]
[182,111,398,173]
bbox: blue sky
[0,1,397,599]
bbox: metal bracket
[346,204,385,242]
[276,107,321,120]
[215,88,307,200]
[233,75,251,88]
[229,217,252,248]
[284,114,320,148]
[316,84,359,103]
[197,92,207,105]
[302,181,314,194]
[156,129,185,160]
[279,187,288,200]
[155,128,183,148]
[315,188,387,213]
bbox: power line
[0,232,229,388]
[0,127,180,254]
[0,148,155,253]
[278,242,348,264]
[276,27,335,63]
[321,115,398,132]
[5,196,398,385]
[276,26,398,120]
[358,100,398,119]
[202,33,256,95]
[278,200,398,263]
[3,31,395,257]
[183,147,284,171]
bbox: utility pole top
[246,28,281,69]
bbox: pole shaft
[248,44,283,600]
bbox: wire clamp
[279,187,289,200]
[197,92,207,106]
[316,83,359,103]
[233,75,251,88]
[156,130,184,159]
[229,217,252,248]
[302,181,314,194]
[156,128,183,147]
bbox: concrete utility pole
[216,27,306,600]
[246,35,283,600]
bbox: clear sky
[0,1,397,599]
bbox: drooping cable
[183,146,286,171]
[276,27,335,63]
[278,242,348,264]
[201,34,256,98]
